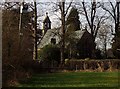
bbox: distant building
[38,14,95,59]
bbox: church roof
[43,16,51,23]
[38,28,60,48]
[38,28,86,49]
[74,30,85,39]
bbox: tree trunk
[60,1,65,67]
[34,1,38,60]
[116,2,120,37]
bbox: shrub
[38,44,60,63]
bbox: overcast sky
[2,0,118,2]
[1,0,119,49]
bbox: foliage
[65,59,120,71]
[64,31,77,58]
[64,7,81,59]
[2,8,34,86]
[38,44,60,62]
[112,37,120,58]
[112,24,120,58]
[66,7,80,31]
[95,49,103,59]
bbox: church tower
[43,12,51,35]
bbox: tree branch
[101,3,116,23]
[82,1,91,30]
[65,0,73,16]
[109,1,116,23]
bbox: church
[38,13,95,59]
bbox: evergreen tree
[66,7,80,31]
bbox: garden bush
[38,44,61,67]
[64,59,120,71]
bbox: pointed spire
[43,12,51,23]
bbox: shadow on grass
[18,72,119,88]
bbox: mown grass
[19,72,119,88]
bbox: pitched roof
[43,16,51,23]
[74,30,85,39]
[38,28,60,48]
[38,28,86,49]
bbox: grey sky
[1,0,118,49]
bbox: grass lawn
[19,72,119,88]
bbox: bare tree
[100,0,120,38]
[59,1,65,66]
[81,0,109,57]
[48,0,73,66]
[100,1,120,58]
[97,24,112,58]
[82,0,109,41]
[59,0,74,66]
[19,1,44,60]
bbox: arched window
[51,38,56,45]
